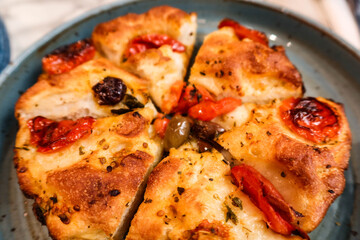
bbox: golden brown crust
[189,28,303,103]
[188,220,230,239]
[92,6,196,63]
[127,145,304,240]
[127,156,184,240]
[92,6,197,113]
[13,5,352,239]
[115,111,147,138]
[45,151,152,239]
[217,98,351,231]
[15,57,152,121]
[14,108,162,239]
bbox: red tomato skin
[28,116,95,153]
[154,117,170,138]
[174,84,215,114]
[42,39,95,75]
[279,97,340,143]
[188,97,242,121]
[125,34,186,58]
[218,18,268,46]
[231,165,295,235]
[162,81,185,114]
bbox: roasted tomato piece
[153,115,170,138]
[218,18,268,46]
[124,34,186,58]
[28,116,95,153]
[162,80,185,114]
[188,97,242,121]
[231,165,308,238]
[42,39,95,75]
[173,84,215,114]
[280,97,340,143]
[190,220,230,238]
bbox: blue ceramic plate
[0,0,359,239]
[0,17,10,73]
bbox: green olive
[164,115,192,151]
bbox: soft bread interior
[92,6,197,113]
[15,57,154,121]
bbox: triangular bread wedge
[217,98,351,232]
[126,144,304,240]
[14,56,163,239]
[15,57,155,121]
[92,6,197,113]
[188,27,304,104]
[15,109,162,239]
[127,96,351,239]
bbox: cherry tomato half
[125,34,186,58]
[218,18,268,46]
[279,97,340,143]
[28,116,95,153]
[42,39,95,75]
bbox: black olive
[111,108,132,115]
[164,115,192,152]
[197,139,212,153]
[122,94,144,109]
[191,120,225,140]
[92,77,127,105]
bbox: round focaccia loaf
[217,98,351,232]
[15,56,155,121]
[92,6,197,113]
[188,27,304,104]
[126,144,305,240]
[14,108,162,240]
[13,5,353,240]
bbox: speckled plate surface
[0,17,10,73]
[0,0,359,239]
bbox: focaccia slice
[92,6,197,113]
[15,57,155,121]
[217,97,351,232]
[14,108,162,239]
[127,96,350,239]
[14,47,163,238]
[188,27,303,104]
[126,144,304,240]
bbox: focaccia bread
[92,6,197,113]
[126,144,304,240]
[14,108,162,239]
[128,96,351,239]
[15,56,154,121]
[217,98,351,232]
[188,27,304,103]
[13,7,352,240]
[14,39,163,238]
